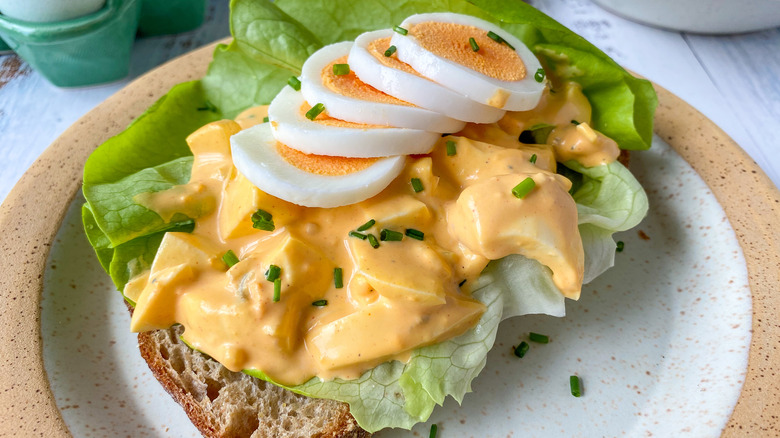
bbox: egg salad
[124,13,620,386]
[82,2,654,432]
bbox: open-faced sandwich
[82,1,654,436]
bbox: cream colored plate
[0,41,778,437]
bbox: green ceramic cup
[138,0,205,36]
[0,0,141,87]
[0,36,10,52]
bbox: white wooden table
[1,0,778,205]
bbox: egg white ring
[349,29,505,124]
[268,86,440,158]
[231,123,406,208]
[391,13,545,111]
[301,42,465,133]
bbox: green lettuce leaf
[82,81,222,247]
[570,161,649,282]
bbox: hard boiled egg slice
[268,85,439,158]
[349,29,505,124]
[231,123,406,208]
[301,41,465,133]
[390,13,545,111]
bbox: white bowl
[592,0,780,34]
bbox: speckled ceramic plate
[0,42,778,438]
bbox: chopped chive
[334,268,343,289]
[512,177,536,199]
[458,279,467,287]
[514,341,530,358]
[534,68,546,83]
[367,233,380,248]
[616,241,625,252]
[393,25,408,35]
[222,250,239,268]
[312,299,328,307]
[486,30,515,50]
[384,45,397,57]
[273,278,281,302]
[251,209,275,231]
[529,332,549,344]
[265,264,281,282]
[411,177,424,193]
[429,423,438,438]
[446,140,457,156]
[262,116,269,123]
[380,229,403,241]
[288,76,301,91]
[530,153,537,164]
[571,119,581,125]
[305,103,326,120]
[357,219,376,231]
[570,375,582,397]
[349,230,368,240]
[405,228,424,240]
[333,63,350,75]
[469,37,479,52]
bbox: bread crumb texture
[138,325,371,438]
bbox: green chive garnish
[529,332,549,344]
[273,278,281,302]
[534,68,546,83]
[469,37,479,52]
[288,76,301,91]
[367,233,380,248]
[312,299,328,307]
[222,250,239,268]
[384,45,397,57]
[405,228,424,240]
[333,63,350,75]
[514,341,530,358]
[251,209,275,231]
[380,229,403,241]
[262,116,269,123]
[570,375,582,397]
[429,424,438,438]
[446,140,457,156]
[349,230,368,240]
[357,219,376,231]
[571,119,581,125]
[616,241,625,252]
[265,264,281,282]
[411,177,424,193]
[393,25,408,35]
[334,268,343,288]
[197,101,217,112]
[306,103,326,120]
[486,30,514,50]
[530,153,537,164]
[512,177,536,199]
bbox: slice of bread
[137,325,370,438]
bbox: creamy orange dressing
[549,122,620,167]
[322,55,414,106]
[408,22,525,81]
[127,81,618,386]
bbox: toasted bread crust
[137,326,370,438]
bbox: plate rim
[0,40,777,437]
